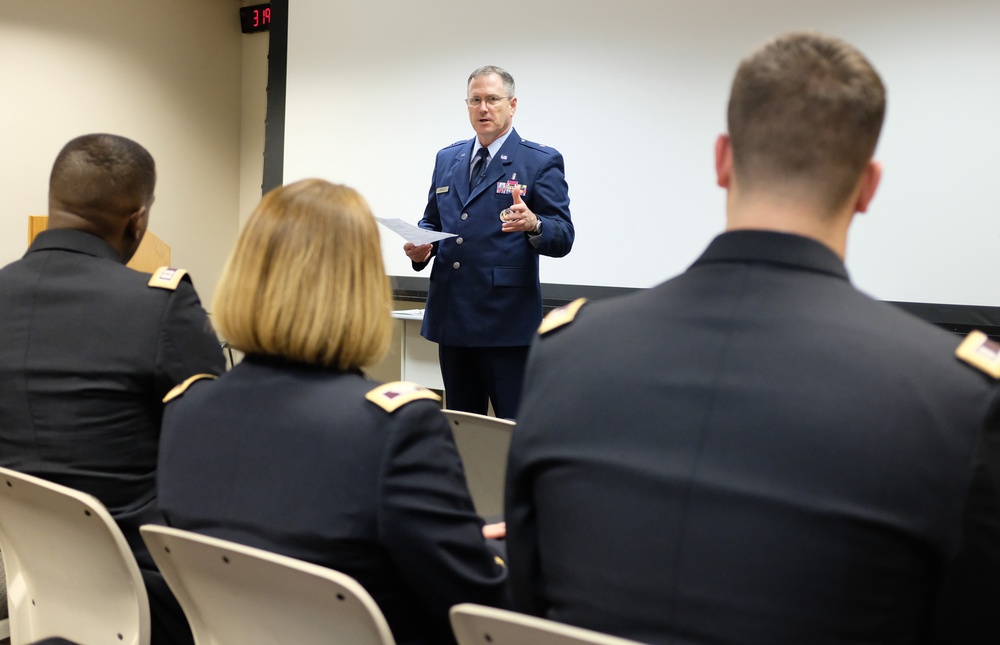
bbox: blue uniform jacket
[415,129,573,347]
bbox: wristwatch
[531,218,542,235]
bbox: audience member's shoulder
[536,287,657,339]
[366,381,442,414]
[538,298,588,337]
[162,373,219,404]
[877,310,1000,390]
[147,266,196,293]
[955,330,1000,381]
[866,297,987,355]
[83,262,196,306]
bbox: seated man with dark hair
[0,133,225,644]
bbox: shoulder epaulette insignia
[956,330,1000,378]
[520,139,555,153]
[163,373,218,403]
[538,298,587,336]
[366,381,441,413]
[494,555,505,567]
[148,267,188,291]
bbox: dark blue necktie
[470,147,490,190]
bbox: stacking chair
[442,410,515,518]
[0,466,150,645]
[450,604,648,645]
[140,525,396,645]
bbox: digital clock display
[240,3,271,34]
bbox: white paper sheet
[376,218,457,244]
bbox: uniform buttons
[461,213,469,220]
[456,237,464,244]
[453,261,461,269]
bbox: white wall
[0,0,268,306]
[284,0,1000,307]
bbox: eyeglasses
[465,95,511,108]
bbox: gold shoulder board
[148,267,188,291]
[366,381,441,413]
[956,330,1000,379]
[538,298,587,336]
[162,373,218,403]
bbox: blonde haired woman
[157,179,508,645]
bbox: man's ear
[854,160,882,214]
[125,206,146,238]
[123,205,148,248]
[119,206,148,263]
[715,134,733,189]
[128,205,148,233]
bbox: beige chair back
[450,604,649,645]
[0,466,150,645]
[140,525,396,645]
[442,410,515,518]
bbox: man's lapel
[466,130,519,205]
[450,139,475,205]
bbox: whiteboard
[284,0,1000,306]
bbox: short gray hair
[468,65,515,98]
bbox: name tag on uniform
[436,186,449,194]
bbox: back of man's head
[727,32,885,214]
[49,133,156,229]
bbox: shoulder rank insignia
[366,381,441,413]
[520,139,554,153]
[148,267,188,291]
[162,373,218,403]
[956,330,1000,378]
[538,298,587,336]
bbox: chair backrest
[0,466,150,645]
[450,604,648,645]
[140,525,396,645]
[442,410,515,518]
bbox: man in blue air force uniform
[404,65,573,419]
